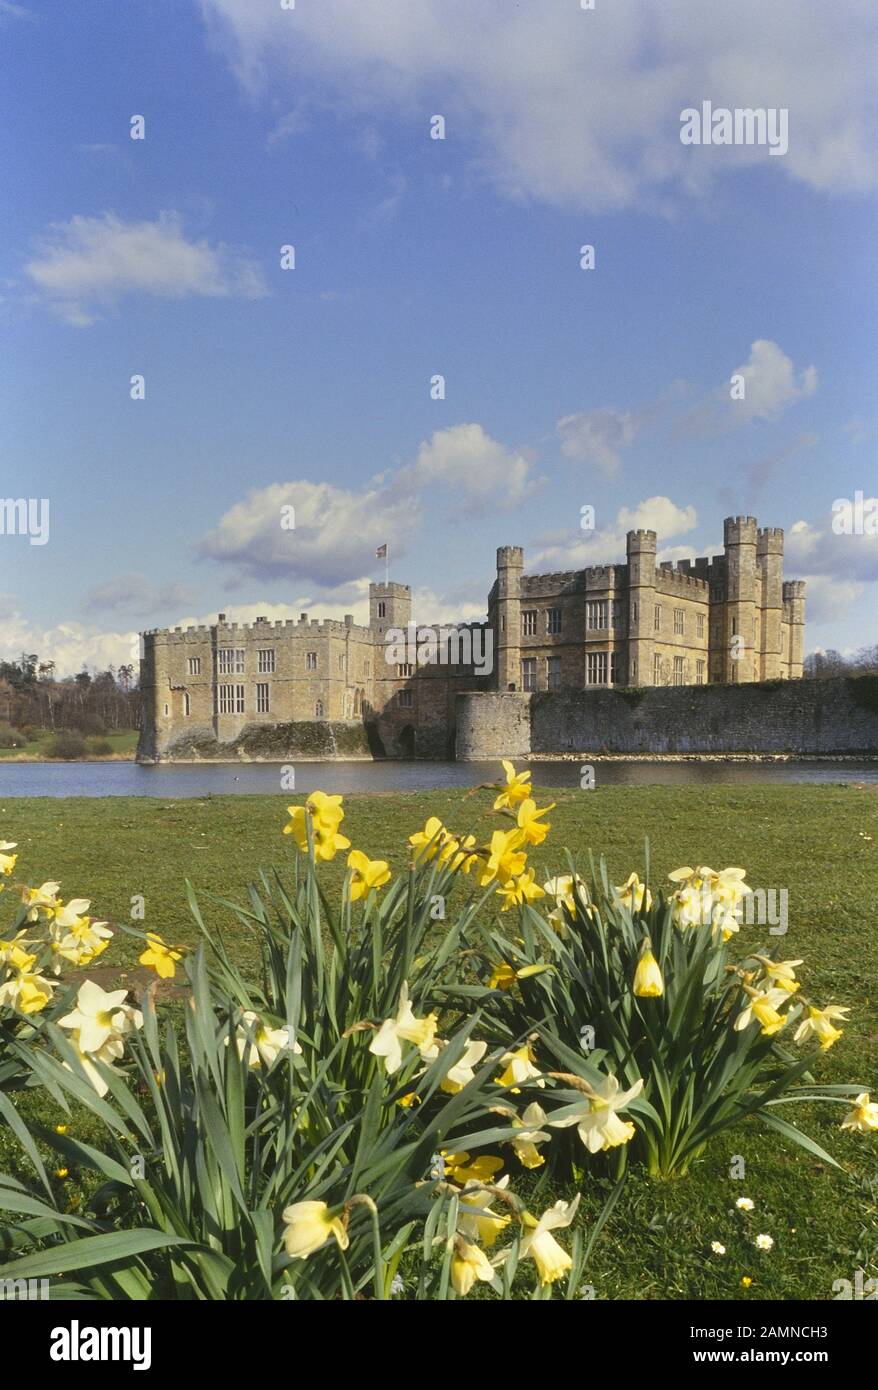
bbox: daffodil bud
[633,948,664,998]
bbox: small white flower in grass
[710,1241,726,1255]
[390,1274,405,1296]
[736,1197,755,1211]
[754,1233,774,1251]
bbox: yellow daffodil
[445,833,480,874]
[480,829,528,887]
[139,933,183,980]
[793,1004,850,1051]
[20,880,61,920]
[495,867,545,911]
[734,986,790,1037]
[0,841,18,876]
[633,946,664,998]
[488,961,516,991]
[669,865,750,937]
[515,799,554,846]
[284,792,350,861]
[369,982,439,1075]
[347,849,391,900]
[457,1175,511,1246]
[494,1042,543,1092]
[757,957,803,994]
[542,874,590,931]
[548,1074,643,1153]
[509,1102,551,1169]
[0,936,35,970]
[451,1238,495,1296]
[408,816,452,864]
[441,1151,504,1185]
[282,1200,349,1259]
[0,964,55,1015]
[615,873,652,913]
[519,1196,580,1284]
[493,760,532,811]
[840,1092,878,1133]
[439,1039,488,1094]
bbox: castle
[137,515,805,761]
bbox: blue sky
[1,0,876,673]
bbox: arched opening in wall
[315,699,324,718]
[399,724,416,758]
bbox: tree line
[0,654,139,737]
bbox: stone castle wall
[456,676,878,758]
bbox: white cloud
[199,0,878,209]
[0,596,138,676]
[557,407,640,477]
[531,495,697,571]
[797,574,865,623]
[25,212,267,325]
[786,508,878,582]
[199,477,422,587]
[399,423,539,512]
[678,340,817,436]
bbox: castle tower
[495,546,524,691]
[783,580,806,678]
[757,527,784,680]
[723,516,758,682]
[369,582,412,639]
[626,529,656,686]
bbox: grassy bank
[0,729,138,761]
[1,782,876,1299]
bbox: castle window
[377,601,386,618]
[187,657,201,676]
[217,684,245,714]
[674,608,684,636]
[163,703,169,717]
[183,692,190,717]
[315,699,324,717]
[697,613,705,639]
[338,654,345,672]
[611,600,621,630]
[258,649,275,674]
[696,659,706,684]
[306,651,317,670]
[673,656,685,686]
[218,649,245,675]
[522,610,537,637]
[586,652,608,685]
[631,602,638,624]
[610,651,619,685]
[546,608,562,635]
[399,688,413,708]
[363,660,370,678]
[547,655,561,691]
[397,663,414,678]
[586,600,608,630]
[630,656,637,681]
[653,653,662,684]
[521,657,537,691]
[256,683,270,713]
[653,605,662,633]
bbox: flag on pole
[375,544,387,559]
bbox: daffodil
[633,946,664,998]
[62,1034,125,1097]
[793,1003,849,1051]
[488,961,516,991]
[408,816,453,864]
[734,986,790,1037]
[518,1196,579,1284]
[284,792,350,861]
[0,964,55,1015]
[515,798,554,846]
[58,981,140,1054]
[615,872,652,913]
[548,1073,643,1153]
[369,982,439,1075]
[20,880,61,920]
[345,849,391,900]
[441,1151,504,1185]
[52,916,113,971]
[495,867,545,911]
[446,834,480,873]
[451,1239,495,1296]
[757,957,803,994]
[0,841,18,876]
[281,1201,348,1259]
[840,1092,878,1133]
[139,933,183,979]
[509,1102,551,1169]
[493,760,532,811]
[480,829,527,887]
[494,1042,543,1092]
[229,1011,301,1068]
[457,1175,511,1246]
[439,1039,488,1094]
[542,874,590,931]
[668,865,751,937]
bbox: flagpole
[385,545,389,586]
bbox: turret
[782,580,806,677]
[369,582,411,639]
[495,545,524,691]
[757,526,784,679]
[723,516,758,682]
[626,530,656,686]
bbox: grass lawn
[0,729,138,760]
[2,782,877,1299]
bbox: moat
[1,759,876,797]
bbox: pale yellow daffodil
[282,1201,349,1259]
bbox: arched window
[183,692,190,717]
[315,699,324,718]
